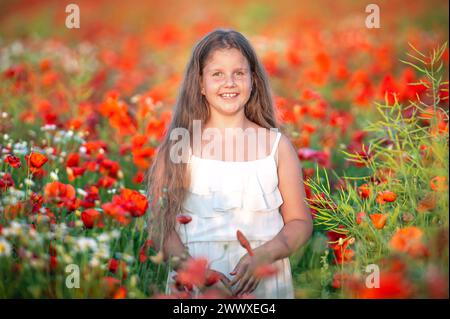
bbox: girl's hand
[229,253,263,297]
[205,269,234,296]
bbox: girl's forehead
[204,48,249,69]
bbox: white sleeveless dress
[165,132,295,299]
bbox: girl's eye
[213,72,222,76]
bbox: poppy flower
[112,287,127,299]
[139,239,154,263]
[331,272,360,290]
[298,148,331,167]
[108,258,127,279]
[97,176,117,189]
[176,257,209,288]
[204,271,221,287]
[370,213,388,229]
[101,276,126,299]
[358,183,371,199]
[118,188,148,217]
[4,154,21,168]
[376,190,397,204]
[133,171,145,184]
[81,209,103,229]
[0,173,15,191]
[357,271,414,299]
[236,230,254,256]
[176,214,192,224]
[389,226,428,257]
[356,211,366,225]
[26,152,48,172]
[44,181,76,205]
[49,255,58,271]
[430,176,447,192]
[417,193,436,213]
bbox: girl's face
[201,48,253,116]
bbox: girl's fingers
[229,274,241,286]
[240,277,255,295]
[233,272,251,296]
[220,273,231,286]
[230,257,245,276]
[230,265,246,286]
[249,279,260,293]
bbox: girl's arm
[230,133,313,295]
[161,228,193,271]
[254,133,313,261]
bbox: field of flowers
[0,0,448,298]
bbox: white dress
[165,131,294,299]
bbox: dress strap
[270,131,282,157]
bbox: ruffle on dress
[183,154,284,217]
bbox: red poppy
[357,271,414,299]
[356,211,366,225]
[108,258,127,279]
[327,227,354,264]
[176,258,212,289]
[133,171,145,184]
[236,230,254,256]
[138,239,154,263]
[298,148,330,167]
[176,214,192,225]
[430,176,447,192]
[44,181,76,205]
[4,154,21,168]
[101,276,127,299]
[376,190,397,204]
[417,193,436,213]
[370,213,388,229]
[81,209,103,229]
[66,153,80,167]
[26,152,48,172]
[80,185,100,209]
[390,226,428,257]
[358,183,371,199]
[0,173,15,192]
[118,188,148,217]
[49,255,58,271]
[97,176,117,189]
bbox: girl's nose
[224,74,237,86]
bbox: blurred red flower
[26,152,48,173]
[81,209,103,229]
[390,226,428,258]
[4,154,21,168]
[44,181,76,206]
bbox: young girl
[146,29,313,299]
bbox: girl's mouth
[219,93,239,100]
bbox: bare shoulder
[278,133,300,166]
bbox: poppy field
[0,0,448,298]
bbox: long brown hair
[146,28,279,252]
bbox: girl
[146,29,313,298]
